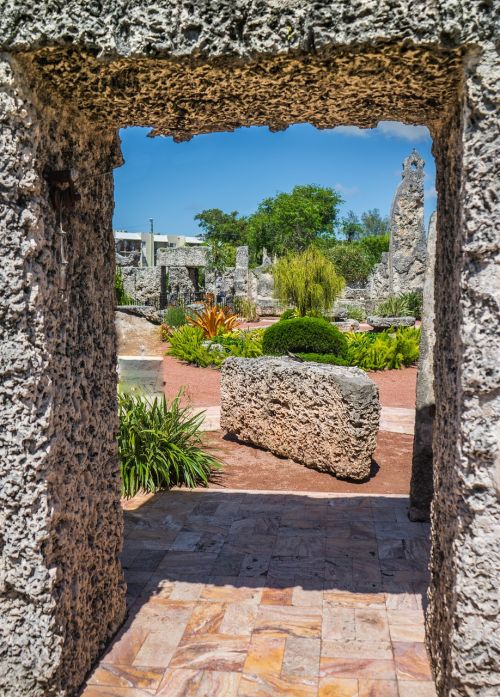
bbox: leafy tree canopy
[195,208,248,247]
[204,239,237,275]
[246,185,343,261]
[341,210,364,243]
[361,208,389,237]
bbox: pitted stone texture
[0,57,125,696]
[410,212,437,521]
[427,46,500,697]
[220,357,380,480]
[122,266,160,304]
[157,246,207,268]
[367,316,416,330]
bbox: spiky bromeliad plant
[272,246,345,317]
[118,390,220,498]
[187,294,240,338]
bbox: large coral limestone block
[221,357,380,480]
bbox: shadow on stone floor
[120,489,430,613]
[81,490,432,696]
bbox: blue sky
[113,121,436,236]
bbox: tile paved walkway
[82,490,435,697]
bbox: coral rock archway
[0,3,498,695]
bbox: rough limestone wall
[427,46,500,696]
[409,211,437,521]
[0,57,126,696]
[121,266,160,304]
[4,3,467,141]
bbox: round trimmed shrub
[262,317,348,357]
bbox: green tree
[361,208,389,237]
[325,235,390,286]
[358,234,390,265]
[247,185,343,261]
[204,239,237,275]
[272,246,345,316]
[341,210,364,243]
[195,208,248,246]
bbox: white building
[114,230,203,267]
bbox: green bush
[325,235,389,286]
[346,327,420,370]
[118,390,220,498]
[345,305,366,322]
[298,353,350,366]
[163,304,189,329]
[262,317,348,357]
[280,308,298,321]
[326,244,373,286]
[168,325,263,368]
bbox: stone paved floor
[82,490,435,697]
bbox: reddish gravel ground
[204,430,413,494]
[162,355,222,406]
[368,367,417,409]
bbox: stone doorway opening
[1,7,498,695]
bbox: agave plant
[187,295,240,338]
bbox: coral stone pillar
[409,211,437,521]
[0,57,126,696]
[427,46,500,696]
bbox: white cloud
[425,186,437,200]
[335,182,359,195]
[332,125,370,138]
[377,121,430,142]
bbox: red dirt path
[204,430,413,494]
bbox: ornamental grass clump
[375,292,423,319]
[118,390,220,498]
[262,316,348,357]
[272,246,345,316]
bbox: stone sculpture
[367,150,427,298]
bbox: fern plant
[118,390,220,498]
[346,327,420,370]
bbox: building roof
[114,230,203,244]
